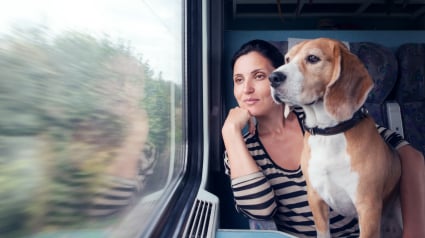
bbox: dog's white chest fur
[307,134,359,218]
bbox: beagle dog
[269,38,402,238]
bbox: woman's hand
[222,106,256,134]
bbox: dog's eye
[285,57,290,63]
[306,55,320,64]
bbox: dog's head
[270,38,373,122]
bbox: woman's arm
[222,107,277,219]
[375,125,425,237]
[398,145,425,238]
[222,107,260,178]
[224,160,277,219]
[222,139,277,219]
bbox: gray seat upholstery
[395,43,425,155]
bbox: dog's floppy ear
[324,41,374,121]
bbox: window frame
[140,0,205,237]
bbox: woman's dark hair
[231,39,284,69]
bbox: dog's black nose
[269,71,286,88]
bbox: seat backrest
[349,42,399,128]
[395,43,425,154]
[269,40,288,57]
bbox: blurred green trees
[0,26,181,237]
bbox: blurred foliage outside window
[0,1,183,237]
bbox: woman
[221,39,425,237]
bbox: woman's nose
[243,81,254,93]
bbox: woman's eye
[234,77,243,83]
[254,73,266,80]
[307,55,320,63]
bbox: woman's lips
[244,98,259,105]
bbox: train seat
[395,43,425,155]
[349,42,399,129]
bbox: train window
[0,0,185,237]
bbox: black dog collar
[303,107,369,136]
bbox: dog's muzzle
[269,71,286,88]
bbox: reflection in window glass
[0,0,183,237]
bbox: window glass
[0,0,183,237]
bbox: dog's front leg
[307,185,331,238]
[356,198,383,238]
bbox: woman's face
[233,51,278,116]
